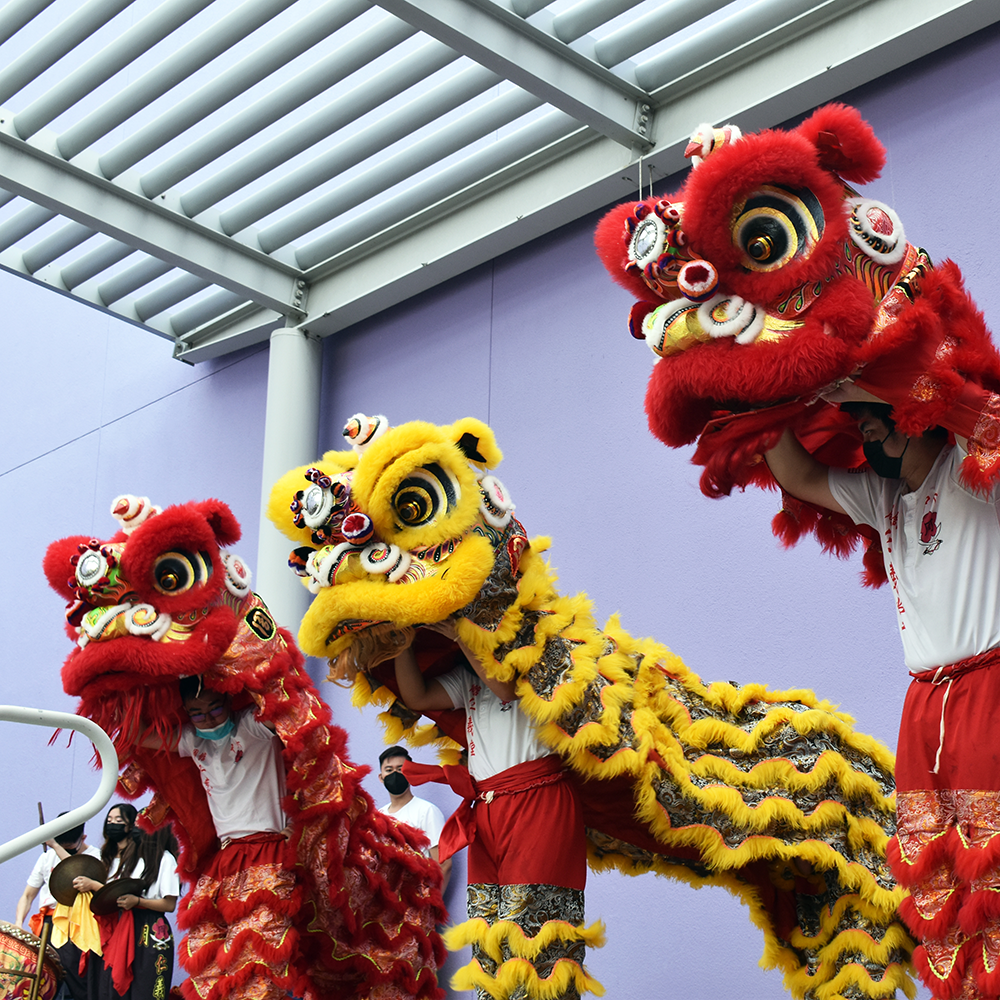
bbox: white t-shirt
[27,845,101,909]
[379,796,444,855]
[177,708,286,840]
[108,851,180,900]
[437,664,549,781]
[829,443,1000,671]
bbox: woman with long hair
[72,803,180,998]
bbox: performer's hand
[118,894,139,911]
[819,378,886,406]
[73,876,103,893]
[424,620,458,641]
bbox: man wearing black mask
[378,746,451,893]
[14,813,101,1000]
[765,389,1000,998]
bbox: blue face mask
[197,716,236,741]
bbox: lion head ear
[450,418,502,469]
[796,103,885,184]
[195,499,241,547]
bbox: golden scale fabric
[268,414,914,1000]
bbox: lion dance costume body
[43,497,446,1000]
[268,412,914,1000]
[595,104,1000,1000]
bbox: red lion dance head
[596,103,1000,583]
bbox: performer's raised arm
[393,644,453,711]
[765,428,847,515]
[427,621,518,702]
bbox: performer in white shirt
[766,393,1000,1000]
[394,624,589,1000]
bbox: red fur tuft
[680,129,852,302]
[796,104,886,184]
[194,498,241,547]
[899,891,963,941]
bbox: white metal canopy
[0,0,995,364]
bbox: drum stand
[0,919,54,1000]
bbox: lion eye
[734,185,823,272]
[392,464,458,529]
[153,551,211,594]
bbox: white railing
[0,706,118,864]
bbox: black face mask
[104,821,129,843]
[863,433,908,479]
[383,771,409,795]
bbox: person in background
[72,803,179,999]
[14,813,101,1000]
[378,745,451,893]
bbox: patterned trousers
[466,883,586,1000]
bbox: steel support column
[256,325,322,632]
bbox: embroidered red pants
[889,651,1000,1000]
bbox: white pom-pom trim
[847,198,907,265]
[343,413,389,454]
[479,475,515,528]
[221,552,252,598]
[698,295,765,344]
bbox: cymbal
[89,878,147,916]
[49,855,107,906]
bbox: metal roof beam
[258,70,529,251]
[296,108,580,272]
[0,0,58,47]
[177,36,456,219]
[0,117,303,317]
[549,0,646,45]
[55,0,302,161]
[180,0,1000,362]
[100,0,374,181]
[373,0,654,148]
[0,0,133,105]
[12,0,217,140]
[593,1,732,68]
[637,0,864,93]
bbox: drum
[0,920,63,1000]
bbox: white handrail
[0,706,118,864]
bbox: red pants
[178,833,299,1000]
[890,652,1000,1000]
[467,756,586,889]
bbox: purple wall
[6,20,1000,998]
